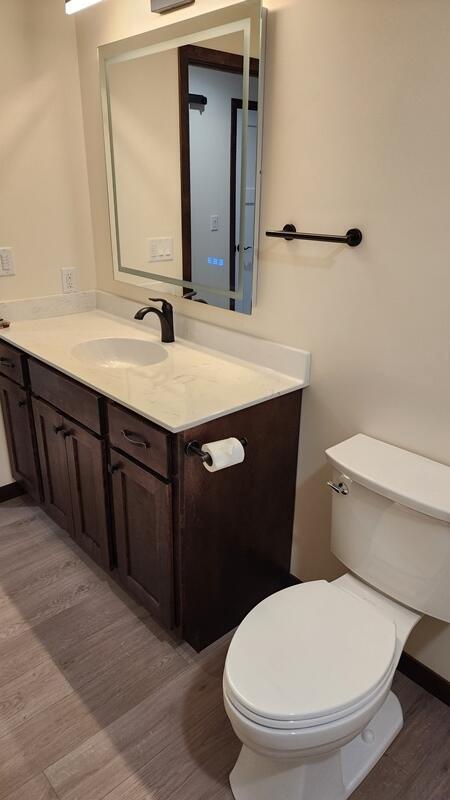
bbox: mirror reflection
[101,1,265,314]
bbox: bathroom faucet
[134,298,175,343]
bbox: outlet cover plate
[61,267,78,294]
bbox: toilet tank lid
[326,434,450,523]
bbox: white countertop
[0,311,308,432]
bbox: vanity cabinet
[175,391,302,650]
[0,373,41,501]
[0,347,303,651]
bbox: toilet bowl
[224,435,450,800]
[224,577,419,800]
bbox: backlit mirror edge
[251,5,267,311]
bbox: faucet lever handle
[149,297,172,310]
[149,297,173,313]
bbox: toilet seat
[224,581,397,730]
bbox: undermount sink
[71,338,168,369]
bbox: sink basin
[71,338,168,369]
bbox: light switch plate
[0,248,15,276]
[148,237,174,262]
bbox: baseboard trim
[290,574,449,706]
[0,482,25,503]
[398,652,449,706]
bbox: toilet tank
[326,435,450,623]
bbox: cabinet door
[110,451,173,626]
[32,398,72,533]
[65,420,111,570]
[0,375,41,501]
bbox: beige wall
[0,0,95,301]
[0,0,96,486]
[76,0,450,680]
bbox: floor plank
[0,581,146,688]
[100,705,235,800]
[0,658,73,737]
[0,498,41,530]
[0,566,102,642]
[0,640,188,797]
[2,774,57,800]
[0,497,448,800]
[45,656,230,800]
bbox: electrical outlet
[0,248,15,276]
[61,268,78,294]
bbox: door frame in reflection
[178,45,259,303]
[229,98,258,311]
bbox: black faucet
[134,298,175,343]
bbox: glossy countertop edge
[0,311,308,433]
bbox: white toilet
[223,434,450,800]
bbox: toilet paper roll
[202,437,245,473]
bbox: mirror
[100,0,265,314]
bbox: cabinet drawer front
[107,403,171,478]
[29,359,102,435]
[0,341,26,386]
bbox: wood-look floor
[0,498,448,800]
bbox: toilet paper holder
[185,438,248,466]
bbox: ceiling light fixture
[65,0,104,14]
[151,0,195,11]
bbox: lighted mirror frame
[99,3,266,309]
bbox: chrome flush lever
[327,481,349,495]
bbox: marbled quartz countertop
[0,311,308,432]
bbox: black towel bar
[266,224,363,247]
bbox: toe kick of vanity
[0,345,303,651]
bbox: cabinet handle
[63,431,72,439]
[121,429,150,449]
[109,463,121,474]
[18,400,27,408]
[53,424,65,434]
[0,357,14,369]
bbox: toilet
[223,434,450,800]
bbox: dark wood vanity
[0,339,302,650]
